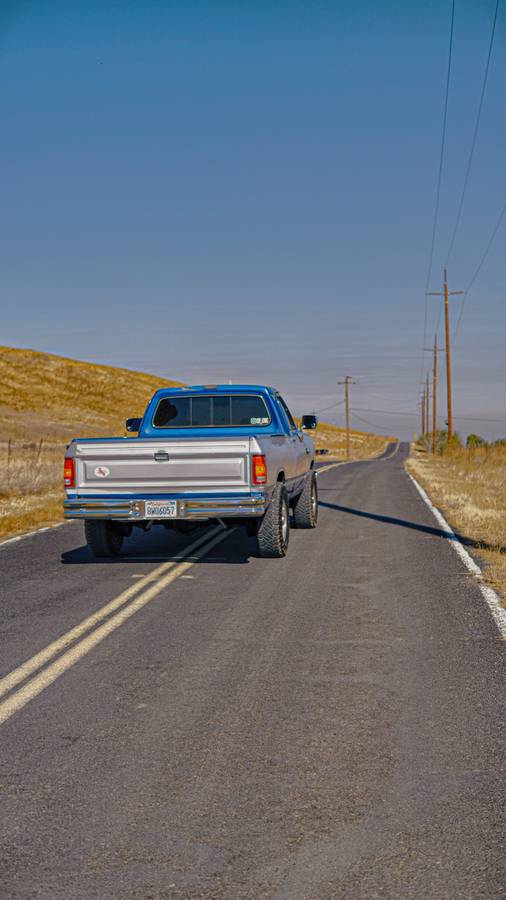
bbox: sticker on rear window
[251,417,269,424]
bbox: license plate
[144,500,177,518]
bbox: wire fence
[0,440,64,497]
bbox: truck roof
[151,384,277,397]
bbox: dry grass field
[0,346,181,441]
[0,347,181,540]
[407,445,506,603]
[0,347,395,541]
[0,441,63,539]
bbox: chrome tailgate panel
[73,439,252,494]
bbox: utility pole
[421,385,426,436]
[443,275,452,441]
[425,373,430,438]
[433,344,437,454]
[338,375,355,458]
[428,269,464,444]
[424,336,444,455]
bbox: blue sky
[1,1,505,439]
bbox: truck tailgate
[73,438,253,494]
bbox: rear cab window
[152,394,272,428]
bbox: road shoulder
[405,450,506,632]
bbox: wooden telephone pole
[425,336,444,455]
[432,344,437,454]
[425,373,430,439]
[338,376,356,458]
[428,269,464,443]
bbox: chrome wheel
[310,479,318,523]
[281,495,289,544]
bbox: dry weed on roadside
[0,441,64,540]
[406,445,506,604]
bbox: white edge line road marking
[0,525,226,704]
[0,521,69,549]
[407,473,506,639]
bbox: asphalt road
[0,443,504,899]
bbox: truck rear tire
[292,472,318,529]
[84,520,124,558]
[256,482,289,558]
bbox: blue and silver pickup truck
[64,385,318,558]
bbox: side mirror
[125,417,142,433]
[301,415,318,430]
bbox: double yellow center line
[0,525,232,726]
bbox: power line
[465,200,506,292]
[351,407,506,424]
[419,0,456,389]
[453,198,506,343]
[354,407,419,417]
[350,410,384,431]
[445,0,501,265]
[453,414,506,424]
[314,399,346,414]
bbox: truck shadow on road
[60,527,255,565]
[61,545,253,565]
[318,501,506,555]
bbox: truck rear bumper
[63,493,266,521]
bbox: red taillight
[64,457,75,488]
[252,454,267,485]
